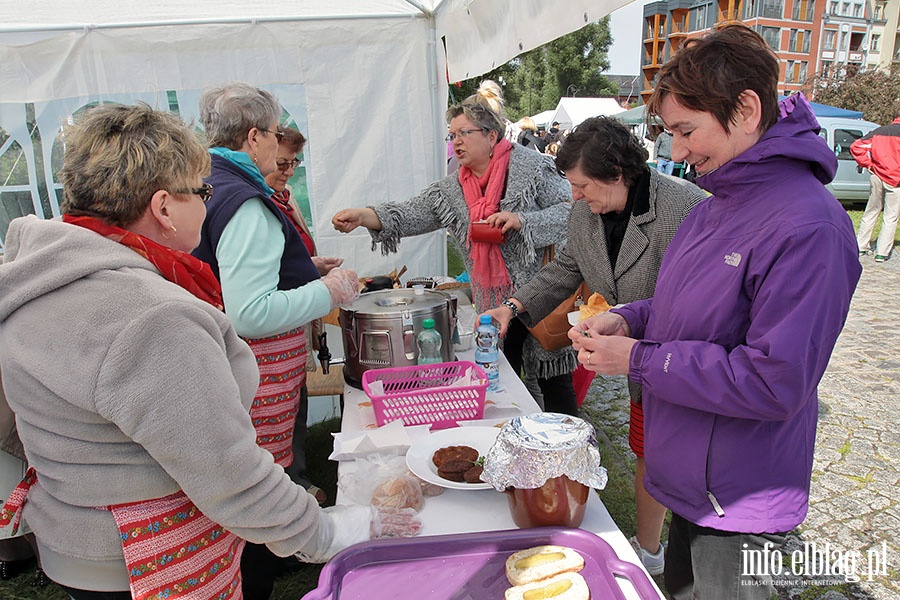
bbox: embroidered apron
[1,468,245,599]
[244,326,308,467]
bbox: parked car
[816,116,880,204]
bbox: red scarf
[271,189,316,256]
[63,215,224,311]
[459,138,515,310]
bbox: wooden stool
[306,364,345,413]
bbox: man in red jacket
[850,108,900,262]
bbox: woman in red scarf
[333,92,575,411]
[0,103,418,599]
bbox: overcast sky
[607,0,645,76]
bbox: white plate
[406,426,500,490]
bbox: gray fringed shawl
[368,145,575,379]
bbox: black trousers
[503,319,577,416]
[665,512,787,600]
[59,587,131,600]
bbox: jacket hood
[697,93,837,201]
[0,216,157,323]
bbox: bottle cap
[422,318,435,328]
[479,314,492,324]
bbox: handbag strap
[542,245,555,267]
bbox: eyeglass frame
[175,183,214,203]
[259,128,285,142]
[276,158,302,172]
[445,127,487,142]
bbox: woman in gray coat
[333,94,574,406]
[484,116,706,575]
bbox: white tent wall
[551,97,626,131]
[1,0,636,276]
[0,18,446,278]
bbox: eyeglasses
[276,158,302,172]
[260,128,285,142]
[176,183,214,203]
[445,128,486,142]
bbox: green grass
[447,235,465,278]
[846,207,900,249]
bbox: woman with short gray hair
[192,83,361,599]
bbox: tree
[451,18,615,121]
[805,68,900,125]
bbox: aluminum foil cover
[482,412,607,491]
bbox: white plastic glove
[321,268,360,307]
[312,256,344,276]
[294,504,421,564]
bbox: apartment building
[865,0,900,71]
[639,0,900,102]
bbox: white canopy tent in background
[551,97,626,131]
[529,110,558,129]
[0,0,633,279]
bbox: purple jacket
[614,94,861,533]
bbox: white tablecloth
[336,348,665,600]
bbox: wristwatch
[501,299,519,318]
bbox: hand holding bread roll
[578,292,611,321]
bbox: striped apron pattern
[245,326,308,467]
[108,492,245,600]
[2,469,244,599]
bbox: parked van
[816,116,880,204]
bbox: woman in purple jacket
[569,25,861,599]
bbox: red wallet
[470,220,506,244]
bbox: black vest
[193,154,320,290]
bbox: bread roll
[505,545,585,586]
[504,572,590,600]
[370,475,424,511]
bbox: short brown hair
[59,103,210,227]
[278,126,306,154]
[647,24,779,134]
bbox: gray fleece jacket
[0,216,322,589]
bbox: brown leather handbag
[526,247,591,351]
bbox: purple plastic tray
[301,526,660,600]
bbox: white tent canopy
[0,0,634,278]
[552,97,626,131]
[529,110,557,129]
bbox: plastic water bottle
[474,314,500,391]
[417,318,443,365]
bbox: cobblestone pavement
[582,255,900,600]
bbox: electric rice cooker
[340,288,457,387]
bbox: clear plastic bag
[338,453,439,512]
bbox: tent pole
[423,11,449,276]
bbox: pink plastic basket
[361,361,488,430]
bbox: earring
[252,154,258,164]
[489,147,494,159]
[161,225,177,240]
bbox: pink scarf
[459,138,515,310]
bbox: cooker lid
[342,288,451,316]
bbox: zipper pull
[707,491,725,517]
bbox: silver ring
[587,351,594,366]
